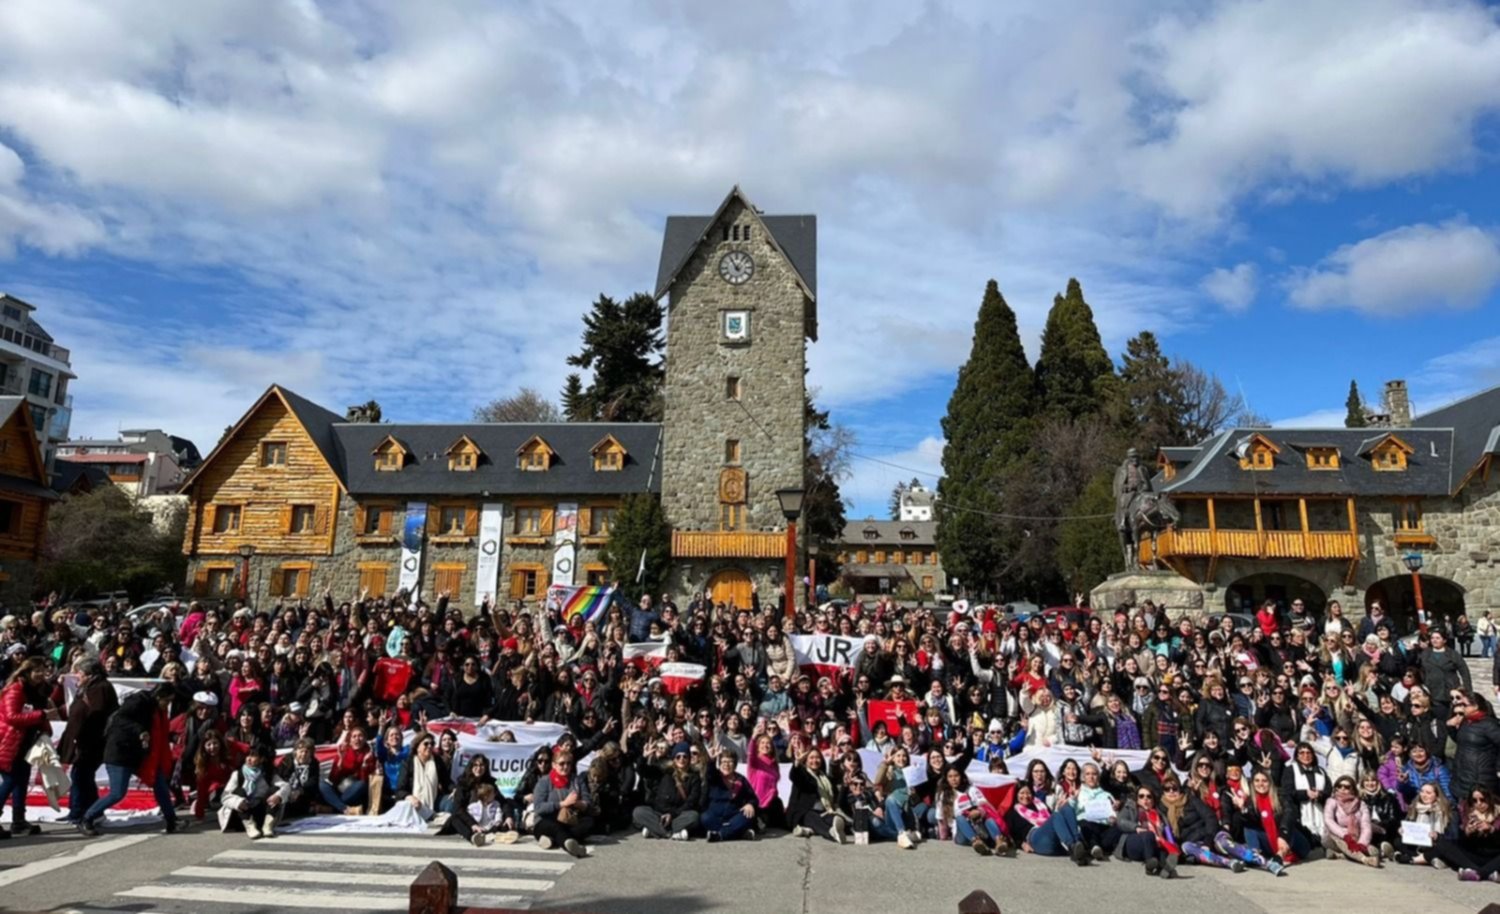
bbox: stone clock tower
[653,186,817,603]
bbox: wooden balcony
[671,530,785,559]
[1140,528,1359,563]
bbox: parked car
[1038,606,1094,629]
[126,600,184,630]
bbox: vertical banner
[474,502,505,607]
[399,502,427,599]
[551,502,579,586]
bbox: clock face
[719,251,754,285]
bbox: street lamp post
[238,543,257,608]
[776,488,805,621]
[1402,551,1426,633]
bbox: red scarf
[1255,794,1283,858]
[549,768,570,790]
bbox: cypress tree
[1344,380,1367,428]
[1119,331,1181,454]
[936,280,1036,596]
[561,374,587,421]
[598,493,671,602]
[1035,278,1118,422]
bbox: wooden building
[0,396,57,604]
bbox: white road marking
[171,864,555,892]
[270,833,559,853]
[208,847,574,872]
[116,884,528,910]
[0,834,156,888]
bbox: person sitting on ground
[702,749,759,842]
[634,742,703,840]
[219,746,288,839]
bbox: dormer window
[862,525,879,541]
[590,434,628,472]
[446,435,483,472]
[1156,453,1176,481]
[517,435,554,471]
[372,436,409,472]
[1236,434,1280,471]
[1305,447,1340,470]
[900,527,916,541]
[1362,434,1413,472]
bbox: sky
[2,0,1500,521]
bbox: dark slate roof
[1159,447,1199,464]
[1160,427,1454,497]
[0,473,59,501]
[1413,382,1500,490]
[653,187,817,301]
[276,386,347,480]
[839,519,938,546]
[332,422,663,497]
[52,459,111,494]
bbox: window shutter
[204,504,216,533]
[540,507,555,536]
[509,569,526,598]
[378,507,393,535]
[354,504,367,535]
[269,568,284,597]
[296,570,311,598]
[192,567,209,597]
[578,507,592,535]
[314,505,329,535]
[371,566,387,597]
[279,505,292,534]
[464,506,479,537]
[538,568,551,594]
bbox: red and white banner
[867,699,921,736]
[622,642,668,673]
[657,662,705,696]
[789,634,864,680]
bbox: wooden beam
[1298,498,1310,556]
[1253,498,1265,558]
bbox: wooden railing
[1142,528,1358,563]
[671,530,785,559]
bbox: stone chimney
[1383,380,1411,428]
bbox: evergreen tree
[1034,278,1118,422]
[1056,471,1121,594]
[803,395,850,584]
[567,292,664,422]
[1119,331,1181,454]
[936,280,1036,596]
[888,479,913,520]
[1344,380,1367,428]
[561,374,587,421]
[598,493,671,603]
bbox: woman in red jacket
[0,657,54,838]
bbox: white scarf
[412,756,439,815]
[1291,764,1326,834]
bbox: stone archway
[1224,572,1328,618]
[1365,574,1466,636]
[707,568,753,610]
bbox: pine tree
[598,493,671,603]
[1035,278,1118,422]
[888,479,911,520]
[1119,331,1182,454]
[561,374,587,421]
[567,292,664,422]
[1344,380,1367,428]
[936,280,1036,596]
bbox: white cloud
[1269,407,1348,429]
[1286,221,1500,315]
[1201,262,1258,311]
[843,435,945,520]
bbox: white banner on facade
[551,502,579,586]
[474,502,505,607]
[398,502,427,598]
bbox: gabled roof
[1414,382,1500,491]
[372,434,411,455]
[1357,433,1415,456]
[446,435,483,456]
[653,186,818,337]
[181,385,348,493]
[838,519,938,546]
[1161,427,1453,497]
[590,433,627,455]
[0,396,55,499]
[52,458,111,495]
[516,435,555,456]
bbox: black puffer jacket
[1177,791,1223,845]
[1448,715,1500,796]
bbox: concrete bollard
[410,860,458,914]
[958,889,1000,914]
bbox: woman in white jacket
[219,747,289,839]
[1025,690,1063,749]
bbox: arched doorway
[708,568,753,610]
[1224,573,1327,618]
[1365,574,1466,636]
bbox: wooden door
[708,568,752,610]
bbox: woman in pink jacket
[1322,775,1381,866]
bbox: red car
[1038,606,1094,630]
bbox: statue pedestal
[1091,570,1204,615]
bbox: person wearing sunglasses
[1444,690,1500,803]
[1431,786,1500,882]
[1115,783,1177,876]
[1321,776,1382,866]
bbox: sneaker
[1162,854,1179,878]
[897,831,914,850]
[563,838,586,858]
[1458,868,1481,882]
[706,831,722,843]
[910,829,924,844]
[472,832,487,848]
[1432,858,1449,870]
[496,830,520,844]
[642,828,652,839]
[1489,872,1500,884]
[746,829,758,841]
[1071,843,1091,866]
[345,805,364,817]
[672,830,689,841]
[12,823,41,837]
[262,823,276,839]
[1379,841,1395,860]
[537,835,554,850]
[78,819,100,838]
[1266,859,1288,877]
[831,817,848,845]
[1144,859,1162,876]
[995,834,1014,856]
[1091,845,1107,861]
[163,819,177,835]
[970,837,991,856]
[1230,860,1246,873]
[1393,851,1412,865]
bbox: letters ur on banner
[789,634,864,681]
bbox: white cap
[192,691,219,707]
[987,718,1004,732]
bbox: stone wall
[660,196,807,534]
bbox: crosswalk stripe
[115,884,528,910]
[208,848,575,873]
[270,834,560,854]
[171,865,555,892]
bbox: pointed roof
[1357,432,1415,456]
[445,434,483,455]
[0,396,54,497]
[181,385,348,493]
[590,433,627,454]
[653,186,817,330]
[372,434,412,455]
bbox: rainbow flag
[553,584,616,626]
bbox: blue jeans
[1027,815,1065,855]
[84,765,176,826]
[318,779,367,813]
[68,759,102,823]
[702,806,754,840]
[955,815,1000,845]
[0,759,31,824]
[1482,635,1495,658]
[1047,803,1083,849]
[871,797,913,840]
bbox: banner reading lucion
[474,502,505,606]
[399,502,427,598]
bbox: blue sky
[2,0,1499,520]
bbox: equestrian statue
[1113,448,1180,569]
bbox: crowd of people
[1,586,1499,884]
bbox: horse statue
[1113,448,1181,569]
[1118,491,1181,569]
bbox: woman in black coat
[58,661,117,825]
[786,750,848,844]
[1447,691,1500,799]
